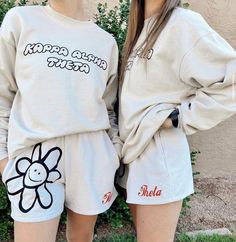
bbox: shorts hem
[65,192,118,216]
[126,190,194,205]
[11,210,63,223]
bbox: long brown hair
[120,0,181,81]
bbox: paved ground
[178,176,236,234]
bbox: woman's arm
[0,10,18,160]
[103,41,123,158]
[178,32,236,135]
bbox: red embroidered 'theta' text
[138,185,162,197]
[102,192,112,204]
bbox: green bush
[181,151,200,216]
[0,0,48,26]
[95,0,130,57]
[0,181,12,241]
[0,0,15,25]
[97,196,132,229]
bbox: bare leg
[135,200,183,242]
[14,216,60,242]
[66,208,97,242]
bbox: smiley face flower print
[5,143,62,213]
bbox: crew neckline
[43,5,94,26]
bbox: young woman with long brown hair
[0,0,122,241]
[118,0,236,241]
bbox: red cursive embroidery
[138,185,162,197]
[102,192,112,204]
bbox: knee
[66,229,94,242]
[66,209,97,242]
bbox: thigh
[66,209,97,242]
[14,216,60,242]
[135,200,183,242]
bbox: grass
[94,233,236,242]
[176,234,236,242]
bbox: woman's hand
[160,118,173,129]
[0,158,8,175]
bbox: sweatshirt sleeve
[0,11,18,160]
[103,40,123,158]
[178,32,236,135]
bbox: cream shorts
[117,127,194,204]
[2,131,119,222]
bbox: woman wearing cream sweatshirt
[118,0,236,241]
[0,0,122,241]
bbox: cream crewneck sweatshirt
[119,7,236,164]
[0,5,122,160]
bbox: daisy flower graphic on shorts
[5,143,62,213]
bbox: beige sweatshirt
[119,7,236,164]
[0,5,122,161]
